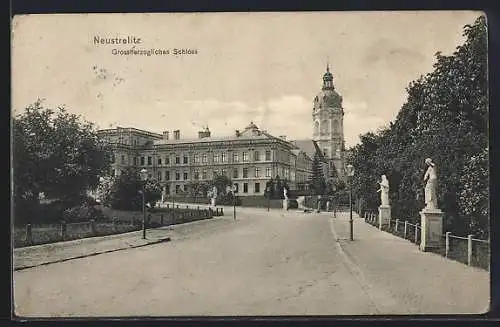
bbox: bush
[288,200,298,209]
[62,203,105,222]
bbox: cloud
[344,112,386,146]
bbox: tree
[13,100,112,222]
[101,168,162,210]
[264,178,275,199]
[186,181,210,199]
[210,174,232,196]
[310,152,327,195]
[347,16,488,234]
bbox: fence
[14,205,224,248]
[362,211,489,271]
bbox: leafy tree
[101,168,162,210]
[186,181,210,199]
[347,16,488,235]
[264,178,274,199]
[310,152,327,195]
[274,175,283,198]
[209,174,232,196]
[13,100,112,222]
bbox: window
[183,156,188,164]
[175,185,180,194]
[175,172,180,180]
[254,151,260,161]
[233,168,239,178]
[255,183,260,193]
[213,153,219,163]
[202,154,208,164]
[158,171,162,181]
[158,158,162,165]
[140,156,145,166]
[147,156,152,166]
[133,157,137,165]
[194,171,199,180]
[121,155,126,164]
[175,156,180,164]
[202,170,207,180]
[183,172,188,180]
[165,156,170,165]
[243,152,248,162]
[234,183,239,193]
[221,169,227,176]
[266,167,271,177]
[165,171,170,180]
[255,168,260,178]
[194,154,199,163]
[265,150,271,161]
[323,148,328,157]
[243,183,248,193]
[221,152,227,162]
[213,170,218,178]
[243,168,248,178]
[233,153,239,162]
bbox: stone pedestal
[378,205,391,230]
[419,207,444,251]
[283,199,289,211]
[211,198,216,206]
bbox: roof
[291,139,317,159]
[312,140,328,163]
[153,133,273,145]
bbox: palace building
[97,64,346,196]
[98,123,312,197]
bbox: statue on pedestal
[423,158,438,209]
[377,175,390,206]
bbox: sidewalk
[13,228,172,271]
[330,212,490,314]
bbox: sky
[11,11,482,147]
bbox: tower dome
[314,64,342,109]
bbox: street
[13,208,489,317]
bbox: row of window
[112,150,274,166]
[157,167,274,181]
[171,182,261,194]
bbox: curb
[14,237,171,271]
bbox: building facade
[312,64,346,181]
[98,123,312,197]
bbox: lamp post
[233,183,237,220]
[140,168,148,239]
[346,164,355,241]
[265,186,271,212]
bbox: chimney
[173,130,180,140]
[162,131,170,140]
[235,130,241,137]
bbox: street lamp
[139,168,148,239]
[346,164,355,241]
[233,183,237,220]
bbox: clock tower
[312,63,346,181]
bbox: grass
[13,204,220,248]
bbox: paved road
[13,209,489,317]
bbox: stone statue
[377,175,390,206]
[210,186,218,206]
[283,187,288,200]
[423,158,438,209]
